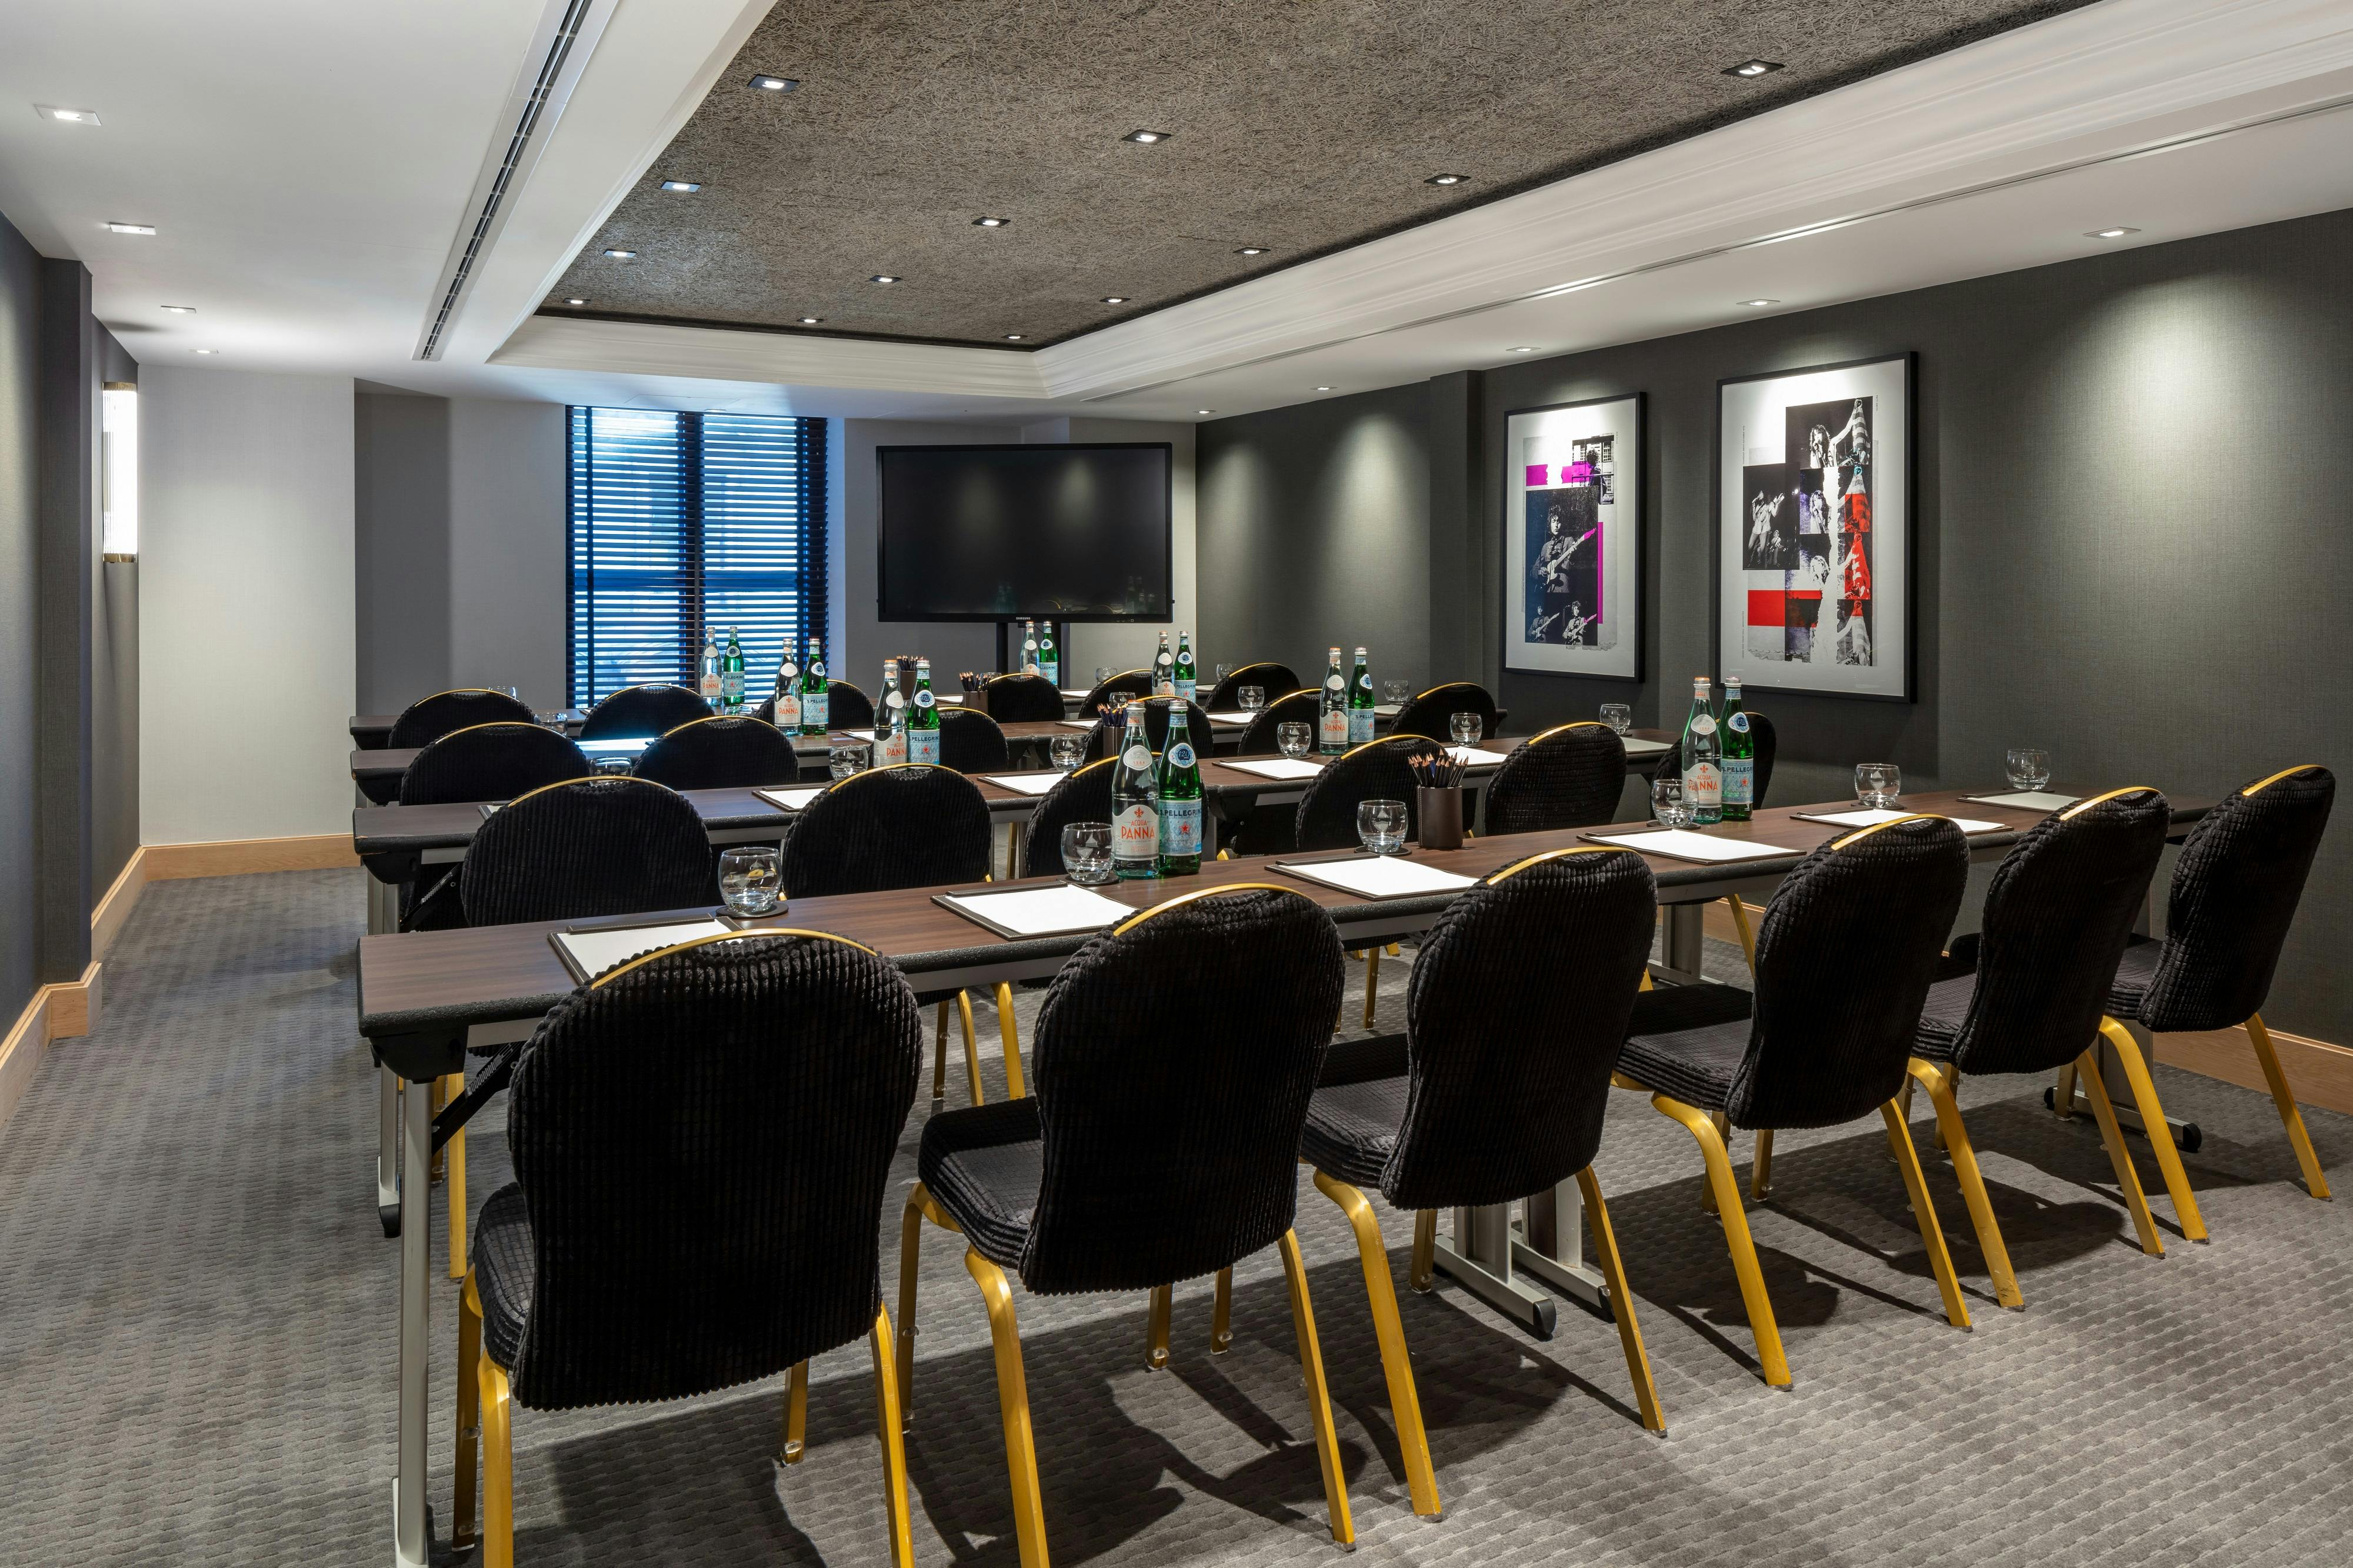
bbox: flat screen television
[876,442,1172,622]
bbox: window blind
[566,407,828,708]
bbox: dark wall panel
[0,215,38,1016]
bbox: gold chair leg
[1211,1267,1233,1353]
[896,1185,931,1412]
[2247,1012,2331,1200]
[779,1359,809,1464]
[1385,942,1401,957]
[959,990,985,1107]
[1878,1100,1972,1330]
[1362,946,1382,1030]
[1639,969,1654,992]
[995,982,1027,1098]
[1701,1111,1731,1215]
[447,1080,468,1281]
[1907,1060,2021,1309]
[1724,896,1757,971]
[1275,1229,1356,1547]
[869,1307,919,1568]
[1650,1092,1791,1386]
[1145,1283,1172,1371]
[2099,1018,2207,1242]
[1575,1166,1667,1434]
[932,1001,950,1110]
[2074,1047,2165,1256]
[965,1249,1051,1568]
[455,1275,482,1548]
[1409,1209,1437,1293]
[481,1346,515,1568]
[1749,1128,1775,1202]
[1312,1170,1440,1517]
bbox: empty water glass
[594,754,633,776]
[828,743,869,780]
[1856,762,1902,809]
[1450,712,1482,746]
[534,709,566,733]
[1358,798,1408,855]
[1094,666,1114,685]
[1277,721,1312,759]
[1385,679,1411,706]
[1237,685,1265,712]
[496,686,521,699]
[718,847,782,916]
[1600,702,1632,735]
[2005,748,2052,791]
[1652,775,1691,828]
[1062,822,1115,885]
[1049,733,1086,770]
[1214,663,1232,683]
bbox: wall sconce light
[102,382,138,561]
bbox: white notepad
[1961,790,2080,811]
[939,884,1134,937]
[1622,738,1671,756]
[554,918,731,981]
[1056,719,1099,730]
[1277,855,1479,899]
[984,773,1062,796]
[1375,703,1403,717]
[1208,711,1255,725]
[754,786,826,812]
[1795,808,2008,833]
[1059,689,1091,699]
[578,736,651,755]
[1224,758,1324,780]
[1585,829,1793,864]
[1448,746,1513,766]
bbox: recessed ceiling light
[603,248,635,259]
[1123,129,1172,144]
[564,297,587,306]
[1315,386,1332,392]
[192,348,218,355]
[1725,59,1785,78]
[1004,334,1024,341]
[1738,298,1779,307]
[161,305,196,313]
[797,316,822,324]
[1507,346,1538,353]
[749,75,799,92]
[1101,296,1128,304]
[2085,226,2141,239]
[105,222,156,235]
[869,274,901,283]
[1425,173,1469,186]
[38,105,100,125]
[1234,246,1270,256]
[1197,409,1213,416]
[972,216,1010,228]
[659,180,702,193]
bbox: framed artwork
[1502,392,1643,682]
[1715,353,1914,702]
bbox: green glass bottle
[1156,705,1204,875]
[1720,674,1754,821]
[1036,622,1059,687]
[1110,702,1160,879]
[1317,645,1348,755]
[1172,631,1197,703]
[799,636,829,735]
[721,626,745,713]
[1347,646,1375,745]
[1678,675,1722,825]
[772,640,802,730]
[908,656,941,765]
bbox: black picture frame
[1498,391,1646,685]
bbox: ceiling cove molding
[492,314,1049,398]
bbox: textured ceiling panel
[546,0,2097,348]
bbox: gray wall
[1199,206,2353,1042]
[0,213,38,1015]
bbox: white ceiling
[4,0,2351,425]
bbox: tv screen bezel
[874,441,1175,623]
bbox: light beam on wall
[102,382,138,561]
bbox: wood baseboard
[144,835,359,879]
[91,846,149,962]
[0,962,103,1137]
[2154,1023,2353,1119]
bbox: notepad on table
[754,786,826,812]
[1276,855,1479,899]
[984,773,1062,796]
[1793,808,2007,833]
[1207,711,1255,725]
[1622,737,1671,757]
[937,884,1134,938]
[1582,829,1793,865]
[1056,719,1099,730]
[1960,790,2080,811]
[551,918,731,983]
[578,736,651,755]
[1224,758,1324,781]
[1448,746,1512,767]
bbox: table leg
[1432,1202,1559,1339]
[2059,1017,2201,1152]
[1659,903,1708,979]
[378,1067,402,1237]
[1518,1179,1609,1310]
[393,1074,433,1567]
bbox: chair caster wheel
[379,1203,401,1238]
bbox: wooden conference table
[356,783,2209,1568]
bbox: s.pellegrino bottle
[1318,645,1349,755]
[1036,622,1058,688]
[1172,631,1197,703]
[1111,702,1160,879]
[698,627,724,706]
[773,642,802,730]
[876,658,905,764]
[1020,619,1039,676]
[1153,631,1176,697]
[1156,705,1204,875]
[1680,676,1722,825]
[1720,675,1753,821]
[908,657,941,765]
[722,626,745,713]
[799,636,828,735]
[1347,646,1375,745]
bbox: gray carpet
[4,869,2351,1567]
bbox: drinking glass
[2005,748,2052,791]
[1214,663,1232,683]
[1237,685,1265,712]
[496,686,521,699]
[1450,712,1482,746]
[594,754,633,776]
[1385,679,1411,706]
[718,848,782,916]
[1277,721,1312,759]
[1651,776,1692,828]
[1357,798,1408,855]
[1062,822,1115,885]
[1049,733,1086,771]
[1599,702,1632,736]
[1855,762,1902,809]
[1094,666,1114,685]
[534,709,566,733]
[828,743,869,780]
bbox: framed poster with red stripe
[1714,353,1914,702]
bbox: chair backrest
[2141,765,2334,1032]
[981,672,1065,723]
[1083,696,1216,762]
[1234,689,1321,755]
[1382,849,1655,1208]
[1948,789,2171,1076]
[1484,723,1628,834]
[503,930,920,1408]
[1731,814,1969,1130]
[1021,886,1344,1293]
[1202,662,1302,712]
[1022,758,1116,878]
[1075,668,1152,719]
[398,722,591,806]
[461,776,717,928]
[1293,733,1446,852]
[937,708,1011,774]
[777,765,992,899]
[1650,712,1778,808]
[632,716,801,790]
[1390,681,1500,743]
[579,683,711,740]
[822,679,874,731]
[388,689,536,749]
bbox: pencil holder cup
[1417,786,1467,851]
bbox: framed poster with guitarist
[1502,392,1643,681]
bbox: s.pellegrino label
[800,636,828,733]
[1719,675,1752,820]
[1347,646,1375,745]
[1173,631,1197,703]
[1036,623,1058,687]
[1156,709,1204,876]
[1318,646,1348,755]
[1111,703,1160,878]
[907,658,941,766]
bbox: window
[565,407,828,707]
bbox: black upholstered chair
[1020,758,1115,879]
[396,724,593,932]
[453,930,921,1568]
[1484,722,1629,834]
[781,765,999,1109]
[1075,666,1152,719]
[937,707,1011,773]
[578,682,710,740]
[823,679,875,731]
[1219,690,1324,855]
[981,672,1066,723]
[1082,694,1216,762]
[632,715,801,790]
[1233,688,1320,754]
[1302,846,1664,1515]
[461,776,716,928]
[899,885,1355,1563]
[1901,789,2184,1308]
[2103,763,2335,1199]
[388,688,536,749]
[1295,733,1445,1026]
[1201,661,1302,711]
[1614,815,1974,1384]
[1390,681,1501,743]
